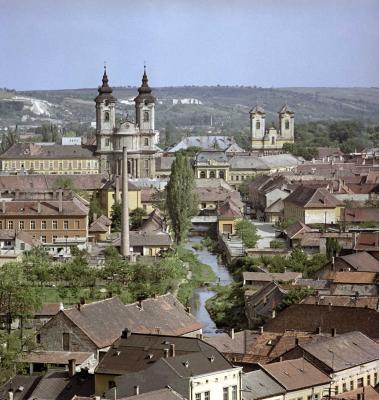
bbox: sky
[0,0,378,90]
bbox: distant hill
[1,86,379,131]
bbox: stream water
[185,236,234,335]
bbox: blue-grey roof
[242,370,285,400]
[196,151,229,164]
[168,136,237,152]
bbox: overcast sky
[1,0,378,90]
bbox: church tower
[95,67,116,172]
[134,66,155,132]
[250,105,266,150]
[279,104,295,140]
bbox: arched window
[104,111,110,122]
[256,121,260,130]
[200,171,206,179]
[285,120,289,129]
[209,171,216,178]
[219,170,225,179]
[271,136,275,145]
[143,111,149,122]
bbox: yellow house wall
[95,373,119,395]
[100,189,142,219]
[218,218,241,234]
[1,158,99,175]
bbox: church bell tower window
[285,120,289,129]
[256,121,260,129]
[143,111,149,122]
[104,111,110,122]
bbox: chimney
[295,338,299,346]
[352,232,357,248]
[68,359,76,377]
[259,326,264,334]
[58,190,63,213]
[134,386,140,396]
[331,256,335,270]
[331,328,337,337]
[229,328,235,340]
[121,147,130,258]
[271,309,276,319]
[2,200,5,213]
[121,328,132,339]
[59,302,64,311]
[164,348,169,358]
[112,387,117,400]
[8,389,13,400]
[170,343,176,357]
[37,202,41,214]
[196,333,204,340]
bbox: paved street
[251,221,277,249]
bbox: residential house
[99,177,142,218]
[194,151,230,180]
[283,186,344,224]
[244,282,288,328]
[38,295,202,360]
[0,194,89,245]
[323,271,378,296]
[263,304,379,340]
[217,199,243,235]
[96,330,242,399]
[265,199,284,223]
[342,208,379,226]
[301,295,379,310]
[316,148,344,163]
[354,232,379,260]
[260,358,331,400]
[281,332,379,396]
[88,215,112,242]
[155,156,175,178]
[242,271,302,288]
[0,142,99,175]
[0,229,40,262]
[242,369,286,400]
[248,175,290,220]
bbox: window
[0,221,2,229]
[271,136,275,145]
[367,375,371,386]
[314,394,319,400]
[144,138,149,146]
[357,378,364,388]
[19,221,24,230]
[374,372,378,384]
[223,387,229,400]
[49,162,53,170]
[204,392,210,400]
[342,382,347,392]
[104,111,110,122]
[41,220,47,230]
[105,138,110,147]
[53,235,57,242]
[219,170,225,179]
[201,203,206,209]
[108,380,116,389]
[350,381,354,391]
[209,171,216,178]
[143,111,149,122]
[335,386,339,395]
[59,162,63,170]
[53,220,58,230]
[195,394,201,400]
[62,333,70,351]
[41,235,47,243]
[30,221,36,230]
[285,120,290,129]
[64,221,69,230]
[232,386,237,400]
[256,121,260,129]
[8,221,13,229]
[200,171,206,178]
[36,333,41,344]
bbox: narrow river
[185,236,234,335]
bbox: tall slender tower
[279,104,295,141]
[250,105,266,150]
[134,65,156,131]
[95,66,117,172]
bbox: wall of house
[1,158,99,175]
[331,284,378,296]
[95,373,120,395]
[284,383,329,400]
[191,368,242,400]
[283,203,305,223]
[39,311,98,356]
[100,189,142,218]
[331,360,379,395]
[218,218,240,235]
[305,209,338,225]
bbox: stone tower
[95,67,117,173]
[134,65,156,133]
[279,104,295,140]
[250,105,266,150]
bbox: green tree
[130,207,148,230]
[53,176,75,190]
[165,153,197,245]
[282,287,315,306]
[235,220,260,248]
[326,237,342,259]
[111,201,122,232]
